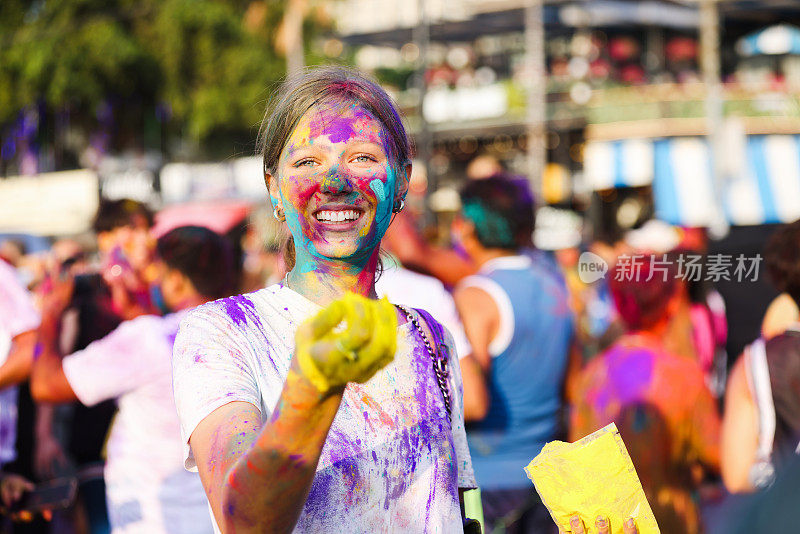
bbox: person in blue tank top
[453,176,574,534]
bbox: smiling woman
[171,65,476,534]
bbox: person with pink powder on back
[571,255,720,534]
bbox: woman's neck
[286,250,379,306]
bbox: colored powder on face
[369,178,387,201]
[360,167,397,243]
[322,114,361,144]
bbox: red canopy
[152,200,253,238]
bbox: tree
[0,0,323,169]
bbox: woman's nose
[321,164,351,194]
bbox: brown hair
[257,65,413,269]
[764,219,800,307]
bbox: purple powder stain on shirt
[222,295,255,328]
[303,470,334,519]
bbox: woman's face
[269,99,402,268]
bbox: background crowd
[0,176,798,533]
[2,1,800,533]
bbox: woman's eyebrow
[283,143,333,158]
[347,139,384,149]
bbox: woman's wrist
[283,368,344,408]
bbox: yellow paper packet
[524,423,659,534]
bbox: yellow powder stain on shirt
[524,423,660,534]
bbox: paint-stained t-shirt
[63,312,213,534]
[172,284,476,534]
[0,259,40,465]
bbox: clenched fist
[294,293,397,394]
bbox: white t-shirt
[0,259,40,465]
[63,311,213,534]
[376,265,472,360]
[173,284,476,534]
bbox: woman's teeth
[315,210,360,222]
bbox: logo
[578,251,609,283]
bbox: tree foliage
[0,0,311,154]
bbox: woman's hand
[294,293,397,394]
[559,514,638,534]
[0,474,52,522]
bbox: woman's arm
[720,356,758,493]
[0,330,37,390]
[189,294,397,533]
[191,377,342,533]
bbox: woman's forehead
[287,99,388,148]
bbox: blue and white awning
[585,135,800,226]
[737,24,800,57]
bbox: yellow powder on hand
[297,293,397,393]
[524,423,659,534]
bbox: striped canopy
[737,24,800,56]
[584,135,800,226]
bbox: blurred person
[761,292,799,340]
[625,222,729,395]
[0,255,49,534]
[35,198,157,534]
[375,258,472,362]
[29,226,233,534]
[382,209,478,286]
[0,242,25,269]
[452,177,573,534]
[92,199,158,320]
[721,219,800,493]
[535,207,620,363]
[678,228,729,396]
[571,255,720,534]
[240,206,286,292]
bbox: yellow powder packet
[524,423,659,533]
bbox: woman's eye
[293,159,316,168]
[353,154,377,163]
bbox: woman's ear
[265,172,282,211]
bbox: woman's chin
[310,240,378,265]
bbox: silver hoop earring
[273,207,285,221]
[392,199,405,213]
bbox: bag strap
[747,338,776,463]
[397,305,452,422]
[746,337,778,488]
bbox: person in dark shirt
[722,219,800,493]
